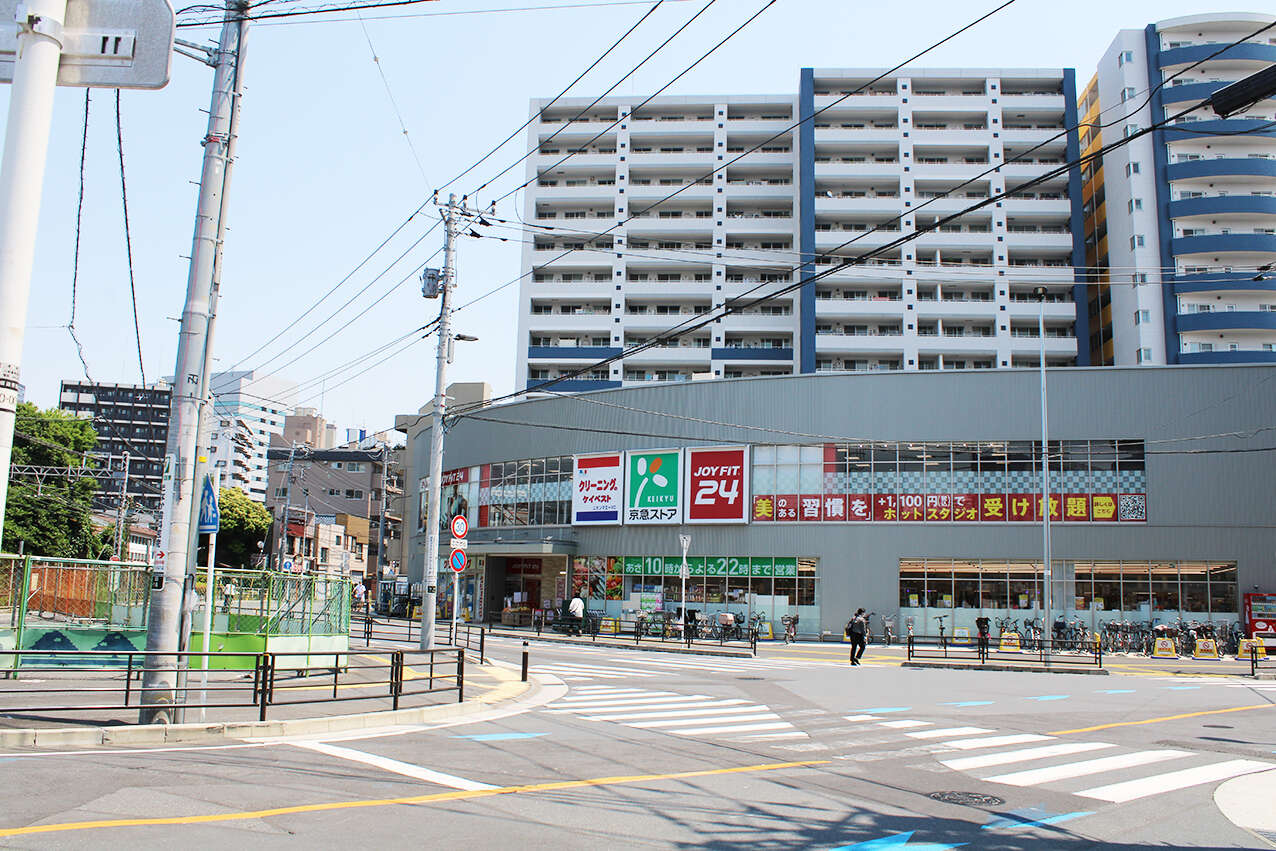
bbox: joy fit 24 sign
[625,450,682,524]
[684,446,750,524]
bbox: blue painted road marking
[942,701,993,707]
[1027,695,1069,701]
[452,733,548,742]
[853,707,912,714]
[830,831,966,849]
[1096,689,1135,694]
[982,808,1093,831]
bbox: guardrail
[906,634,1103,670]
[532,611,758,654]
[0,648,463,724]
[1252,644,1274,677]
[356,616,487,665]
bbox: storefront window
[1092,562,1120,613]
[926,564,953,608]
[900,562,925,609]
[1179,563,1209,618]
[1122,562,1149,614]
[953,560,979,609]
[1150,562,1179,614]
[1209,564,1237,616]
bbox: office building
[58,380,169,514]
[209,370,298,502]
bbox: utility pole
[419,195,482,650]
[375,445,389,585]
[1034,286,1053,658]
[278,443,298,568]
[141,0,248,723]
[113,452,131,559]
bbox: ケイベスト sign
[624,449,682,524]
[572,453,622,525]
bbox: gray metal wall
[408,365,1276,626]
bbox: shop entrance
[482,554,570,627]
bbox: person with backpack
[846,608,868,665]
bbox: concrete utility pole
[419,194,482,650]
[113,452,131,559]
[1034,286,1053,653]
[375,445,389,583]
[141,0,248,723]
[278,443,298,567]
[0,0,69,541]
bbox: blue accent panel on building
[1062,68,1089,367]
[1175,311,1276,333]
[1160,119,1276,142]
[1175,272,1276,294]
[1168,195,1276,219]
[526,379,621,393]
[1147,24,1180,365]
[798,67,818,375]
[526,346,623,360]
[1179,350,1276,365]
[1158,80,1227,104]
[1159,41,1276,68]
[1171,234,1276,257]
[1166,158,1276,181]
[711,347,795,361]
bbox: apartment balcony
[1168,195,1276,220]
[618,279,715,297]
[1171,233,1276,258]
[999,197,1071,216]
[814,228,899,251]
[717,312,797,332]
[536,151,616,170]
[1001,262,1075,284]
[905,94,991,112]
[1006,335,1078,357]
[1175,310,1276,335]
[626,181,714,200]
[1003,229,1074,250]
[814,333,905,353]
[711,346,794,361]
[623,311,711,332]
[526,312,614,330]
[1005,300,1077,322]
[622,347,713,367]
[1165,157,1276,183]
[722,118,797,135]
[812,128,901,146]
[526,282,614,299]
[1161,118,1276,144]
[814,195,901,216]
[997,93,1065,112]
[527,378,621,393]
[627,118,717,134]
[627,150,716,168]
[814,297,906,317]
[625,215,715,234]
[911,230,997,252]
[724,214,796,235]
[1178,349,1276,365]
[527,345,623,360]
[1000,125,1068,145]
[913,299,999,321]
[722,179,794,200]
[1173,270,1276,295]
[813,93,900,109]
[724,150,794,169]
[531,248,616,267]
[814,160,902,179]
[915,334,998,354]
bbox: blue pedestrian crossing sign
[198,475,220,534]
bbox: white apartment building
[206,416,254,493]
[209,370,299,502]
[1090,13,1276,365]
[514,69,1084,390]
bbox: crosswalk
[531,653,843,682]
[543,685,808,742]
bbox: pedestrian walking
[975,614,991,656]
[846,608,868,665]
[221,579,238,614]
[568,591,585,636]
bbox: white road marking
[984,749,1195,786]
[879,720,931,729]
[549,689,655,702]
[843,715,882,722]
[737,731,810,740]
[671,721,793,736]
[1076,759,1272,803]
[906,727,996,740]
[941,734,1053,750]
[292,741,496,791]
[582,701,754,721]
[628,712,780,729]
[548,695,702,710]
[941,741,1114,771]
[0,742,270,758]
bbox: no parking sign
[449,548,467,573]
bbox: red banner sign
[684,446,749,524]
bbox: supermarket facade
[403,365,1276,639]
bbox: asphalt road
[0,636,1273,849]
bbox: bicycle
[879,613,895,646]
[780,614,798,644]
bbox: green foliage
[3,402,101,557]
[217,486,271,568]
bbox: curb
[901,661,1111,676]
[486,630,754,658]
[0,662,534,750]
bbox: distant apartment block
[59,380,169,513]
[209,370,298,502]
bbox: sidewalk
[485,627,756,658]
[0,648,529,748]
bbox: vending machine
[1242,592,1276,648]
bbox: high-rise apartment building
[1083,13,1276,365]
[515,68,1084,390]
[58,380,170,514]
[209,370,298,502]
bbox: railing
[1252,644,1274,678]
[0,648,463,723]
[906,634,1103,669]
[530,610,757,654]
[357,615,488,664]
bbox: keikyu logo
[630,451,678,507]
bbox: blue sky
[0,0,1247,436]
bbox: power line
[354,8,433,189]
[115,89,147,386]
[66,89,93,380]
[436,0,666,194]
[176,0,685,27]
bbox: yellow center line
[0,760,829,838]
[1050,702,1276,735]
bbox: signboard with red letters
[684,446,750,524]
[572,453,622,525]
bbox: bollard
[521,640,529,682]
[479,628,486,664]
[457,651,465,703]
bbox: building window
[1129,235,1145,249]
[1133,273,1148,284]
[1118,49,1134,67]
[1134,309,1151,325]
[345,489,364,499]
[1136,347,1153,363]
[347,462,362,472]
[1128,198,1142,213]
[1125,162,1140,177]
[1121,86,1136,101]
[1123,123,1139,138]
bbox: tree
[216,486,271,568]
[2,402,101,557]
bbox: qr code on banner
[1118,493,1147,521]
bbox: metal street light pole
[1034,285,1053,655]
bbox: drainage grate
[929,791,1005,807]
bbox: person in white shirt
[568,593,585,635]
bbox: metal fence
[0,648,463,723]
[531,610,758,654]
[906,634,1103,670]
[355,616,488,664]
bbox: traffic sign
[282,558,294,573]
[450,515,468,539]
[0,0,176,89]
[449,548,467,573]
[197,474,219,534]
[450,537,468,550]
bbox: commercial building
[515,67,1084,393]
[404,365,1273,639]
[58,380,169,514]
[284,407,336,449]
[209,370,299,502]
[1082,13,1276,366]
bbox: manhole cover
[929,791,1005,807]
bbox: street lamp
[1033,285,1053,655]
